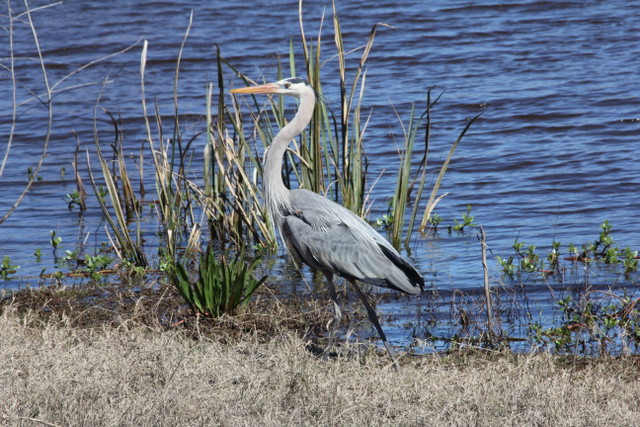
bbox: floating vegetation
[496,220,640,279]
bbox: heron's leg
[349,280,400,371]
[324,272,342,353]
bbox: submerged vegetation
[1,1,639,361]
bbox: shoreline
[1,283,639,426]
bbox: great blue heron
[232,77,424,368]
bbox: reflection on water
[1,0,639,354]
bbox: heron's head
[231,77,310,98]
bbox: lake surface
[1,0,639,352]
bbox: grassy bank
[2,285,639,426]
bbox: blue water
[1,0,639,353]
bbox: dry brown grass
[1,294,639,427]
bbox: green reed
[296,0,390,216]
[140,19,203,263]
[89,17,197,269]
[87,111,147,268]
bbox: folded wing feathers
[283,190,424,295]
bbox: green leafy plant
[566,221,638,271]
[429,212,442,231]
[496,255,516,277]
[449,204,477,233]
[1,256,19,280]
[568,243,579,260]
[64,189,85,211]
[375,213,393,230]
[520,244,542,273]
[596,220,614,253]
[623,247,639,274]
[547,240,561,268]
[96,186,109,202]
[49,230,62,252]
[528,292,640,355]
[85,254,113,272]
[171,245,267,317]
[604,247,619,264]
[498,221,639,280]
[63,249,80,264]
[80,253,114,279]
[496,238,546,277]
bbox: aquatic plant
[449,204,477,234]
[64,189,85,211]
[49,230,62,253]
[139,18,202,264]
[530,292,640,355]
[623,247,639,274]
[201,47,274,250]
[1,256,19,280]
[546,240,561,269]
[496,221,639,279]
[171,245,266,317]
[83,254,114,277]
[496,254,516,277]
[86,127,147,268]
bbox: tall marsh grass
[87,111,147,268]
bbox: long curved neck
[264,88,315,221]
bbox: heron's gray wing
[281,189,423,295]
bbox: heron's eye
[284,83,291,89]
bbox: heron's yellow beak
[231,83,279,94]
